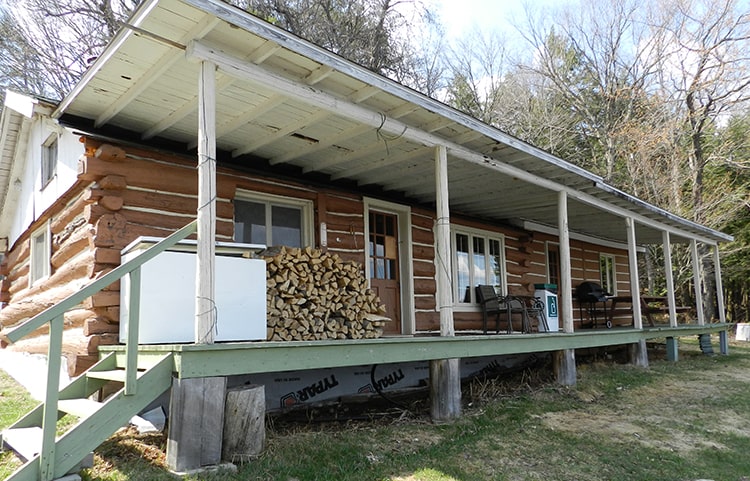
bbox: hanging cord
[195,296,219,343]
[370,364,411,412]
[375,112,407,155]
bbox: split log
[263,246,388,341]
[222,385,265,461]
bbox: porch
[100,323,732,379]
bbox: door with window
[368,211,401,334]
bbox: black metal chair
[476,285,507,334]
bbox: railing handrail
[1,220,198,345]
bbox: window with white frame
[599,253,616,295]
[233,192,313,247]
[30,224,51,285]
[41,134,58,188]
[452,228,506,304]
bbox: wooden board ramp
[1,352,174,481]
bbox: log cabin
[0,0,734,478]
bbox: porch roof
[52,0,731,246]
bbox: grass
[3,336,750,480]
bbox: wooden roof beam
[94,15,220,128]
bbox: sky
[433,0,535,39]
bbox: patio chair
[476,285,506,334]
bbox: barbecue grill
[575,282,611,328]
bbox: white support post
[662,231,678,328]
[626,218,643,329]
[196,60,217,344]
[626,218,648,367]
[430,144,460,421]
[434,144,454,336]
[690,239,705,326]
[555,191,576,386]
[558,191,573,334]
[713,244,726,324]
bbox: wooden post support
[429,358,461,421]
[666,337,679,362]
[555,191,576,386]
[222,385,265,462]
[166,377,227,473]
[552,349,576,386]
[719,330,729,355]
[429,145,460,421]
[628,339,649,368]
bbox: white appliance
[119,237,267,344]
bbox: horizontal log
[232,178,317,202]
[51,226,90,269]
[79,155,236,199]
[120,208,234,237]
[95,144,127,162]
[121,188,233,218]
[86,333,119,355]
[414,277,436,295]
[412,244,434,261]
[410,211,434,230]
[50,194,88,237]
[411,226,433,245]
[414,296,435,310]
[412,259,435,278]
[324,194,363,215]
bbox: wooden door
[369,211,401,334]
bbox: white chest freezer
[119,237,267,344]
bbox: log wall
[0,137,636,374]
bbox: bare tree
[0,0,137,99]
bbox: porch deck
[99,323,732,378]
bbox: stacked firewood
[263,246,389,341]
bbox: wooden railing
[0,220,197,468]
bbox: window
[41,134,58,187]
[452,228,505,304]
[30,224,50,285]
[233,193,312,247]
[600,253,616,295]
[546,243,560,287]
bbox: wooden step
[2,426,42,461]
[58,398,103,419]
[86,369,128,382]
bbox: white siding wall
[6,119,83,246]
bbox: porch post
[430,144,460,421]
[713,244,729,355]
[626,217,648,368]
[690,239,706,326]
[626,218,643,329]
[166,59,225,473]
[554,191,576,386]
[662,231,678,328]
[196,59,217,344]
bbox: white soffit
[52,0,732,246]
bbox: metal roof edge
[594,182,733,243]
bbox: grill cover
[576,282,609,303]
